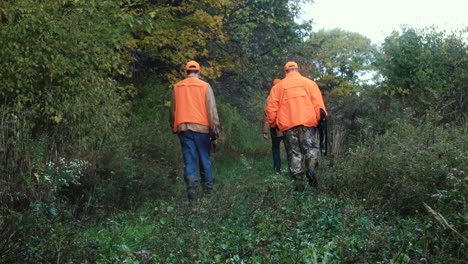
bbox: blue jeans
[178,131,213,194]
[272,136,284,172]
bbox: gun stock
[318,119,327,156]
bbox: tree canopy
[378,27,467,119]
[303,28,378,97]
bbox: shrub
[0,0,134,209]
[378,27,468,120]
[321,117,467,219]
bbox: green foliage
[321,118,467,221]
[1,1,466,263]
[298,29,379,156]
[217,102,268,157]
[0,0,136,214]
[378,26,468,119]
[210,0,311,95]
[3,158,465,263]
[304,28,378,96]
[0,109,74,207]
[1,202,86,263]
[120,0,230,83]
[0,0,133,146]
[66,77,182,212]
[127,77,178,164]
[324,84,407,155]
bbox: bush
[322,117,467,219]
[378,27,468,120]
[0,0,133,146]
[0,0,134,210]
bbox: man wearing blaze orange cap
[170,60,221,200]
[265,61,327,191]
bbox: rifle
[318,109,328,156]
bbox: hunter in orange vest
[265,61,327,191]
[170,60,220,200]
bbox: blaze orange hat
[284,61,299,71]
[186,60,200,71]
[273,79,281,85]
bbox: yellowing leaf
[53,115,62,123]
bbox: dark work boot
[187,190,197,201]
[185,176,198,201]
[306,168,318,188]
[294,180,306,192]
[203,181,213,195]
[293,173,306,192]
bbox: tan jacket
[170,76,220,134]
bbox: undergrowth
[2,156,465,263]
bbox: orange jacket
[173,77,210,132]
[262,98,283,137]
[265,71,327,131]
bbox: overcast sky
[299,0,468,44]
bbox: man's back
[267,71,325,131]
[173,77,210,132]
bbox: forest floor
[70,156,465,263]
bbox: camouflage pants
[283,126,320,187]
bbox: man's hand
[209,130,219,152]
[263,133,269,140]
[320,108,327,120]
[209,130,219,143]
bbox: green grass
[22,155,458,264]
[2,150,466,263]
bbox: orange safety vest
[173,77,210,132]
[266,72,327,131]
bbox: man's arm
[265,86,279,126]
[206,84,220,134]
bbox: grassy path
[70,156,463,264]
